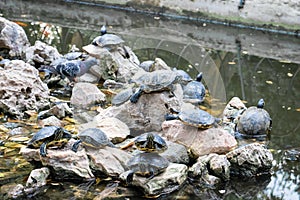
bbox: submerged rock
[226,143,273,177]
[0,60,49,117]
[161,120,237,157]
[0,17,29,58]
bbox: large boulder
[161,120,237,157]
[0,60,49,117]
[20,139,94,181]
[226,143,273,177]
[0,17,29,58]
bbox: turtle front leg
[71,140,82,152]
[126,171,135,184]
[40,142,48,157]
[130,86,144,103]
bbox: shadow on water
[0,0,299,199]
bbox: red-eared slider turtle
[134,132,167,153]
[126,152,169,183]
[27,126,72,157]
[236,99,272,135]
[183,72,206,104]
[165,103,217,129]
[72,128,115,152]
[129,70,182,103]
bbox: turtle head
[196,72,203,82]
[257,99,265,108]
[100,25,107,35]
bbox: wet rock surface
[226,143,273,177]
[0,60,49,117]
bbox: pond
[0,1,300,199]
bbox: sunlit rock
[152,57,171,71]
[70,82,106,107]
[0,17,29,58]
[26,167,50,188]
[226,143,273,177]
[25,40,61,66]
[37,102,72,120]
[38,115,63,127]
[80,117,130,144]
[84,146,132,177]
[20,139,94,181]
[0,60,49,117]
[162,120,237,157]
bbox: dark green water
[0,1,299,199]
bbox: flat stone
[162,120,237,157]
[71,82,106,107]
[226,143,273,177]
[85,146,132,178]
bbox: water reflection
[1,2,300,199]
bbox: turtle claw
[40,142,47,157]
[71,140,82,152]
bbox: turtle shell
[111,87,134,106]
[183,80,206,104]
[27,126,71,148]
[131,70,181,93]
[134,132,167,153]
[237,106,272,135]
[78,128,114,148]
[178,103,215,128]
[92,34,124,48]
[127,152,169,176]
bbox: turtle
[125,152,169,183]
[111,87,134,106]
[183,72,206,104]
[134,132,168,153]
[92,33,125,50]
[173,68,193,85]
[165,103,217,129]
[71,128,115,152]
[236,99,272,135]
[27,126,72,157]
[129,70,182,103]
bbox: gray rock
[38,102,72,120]
[20,139,94,181]
[96,91,182,134]
[162,120,237,157]
[0,60,50,117]
[26,167,50,188]
[77,72,99,83]
[160,141,189,164]
[85,146,132,177]
[0,17,29,58]
[152,57,171,71]
[39,116,63,127]
[209,154,231,181]
[70,82,106,107]
[121,163,187,197]
[188,154,222,187]
[80,117,130,144]
[25,40,61,65]
[226,143,273,177]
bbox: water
[0,1,300,199]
